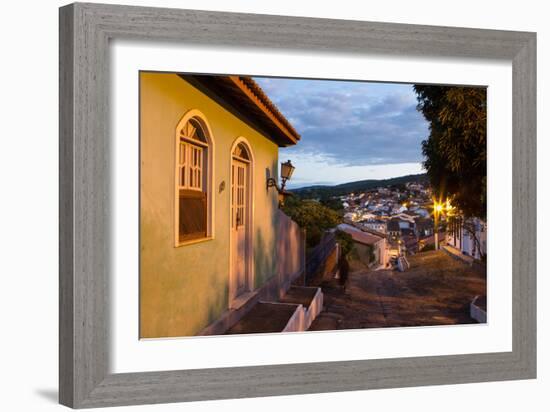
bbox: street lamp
[267,159,295,193]
[432,198,454,250]
[279,160,295,191]
[433,200,443,250]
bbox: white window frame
[178,138,206,191]
[174,110,215,247]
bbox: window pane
[179,190,207,241]
[188,145,203,190]
[180,167,185,187]
[184,121,196,139]
[179,142,186,165]
[188,118,207,143]
[233,143,250,160]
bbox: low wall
[324,246,339,276]
[282,304,305,333]
[306,233,339,285]
[470,295,487,323]
[301,287,323,330]
[277,209,306,293]
[282,287,324,332]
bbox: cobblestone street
[309,250,486,331]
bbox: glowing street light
[433,199,444,250]
[433,198,454,250]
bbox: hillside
[291,173,428,199]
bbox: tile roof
[338,224,383,246]
[179,74,300,147]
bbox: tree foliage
[319,195,344,212]
[335,230,354,257]
[414,85,487,218]
[282,196,341,248]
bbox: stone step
[225,286,324,335]
[280,285,318,306]
[225,302,302,335]
[280,286,323,330]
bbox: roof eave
[229,76,300,146]
[179,74,300,147]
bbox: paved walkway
[309,250,486,331]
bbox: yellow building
[140,72,320,338]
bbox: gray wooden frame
[59,2,536,408]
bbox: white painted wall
[0,1,547,412]
[446,218,487,260]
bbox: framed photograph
[59,2,536,408]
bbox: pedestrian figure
[338,254,350,291]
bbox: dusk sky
[254,77,430,189]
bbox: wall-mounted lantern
[267,160,295,193]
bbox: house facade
[445,216,487,260]
[360,219,387,234]
[139,73,311,338]
[338,223,389,268]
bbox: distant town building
[446,216,487,260]
[387,219,401,236]
[360,219,387,234]
[415,208,430,218]
[402,233,419,254]
[338,223,389,268]
[416,218,435,238]
[344,211,359,222]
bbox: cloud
[254,77,429,184]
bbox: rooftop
[179,74,300,147]
[338,223,383,246]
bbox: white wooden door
[231,159,248,296]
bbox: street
[309,250,486,330]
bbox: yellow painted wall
[140,73,280,338]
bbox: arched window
[232,142,250,162]
[176,115,212,244]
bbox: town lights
[432,198,453,251]
[433,199,444,251]
[445,199,455,216]
[267,159,295,193]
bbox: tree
[335,230,354,257]
[281,196,341,248]
[319,195,344,212]
[414,86,487,219]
